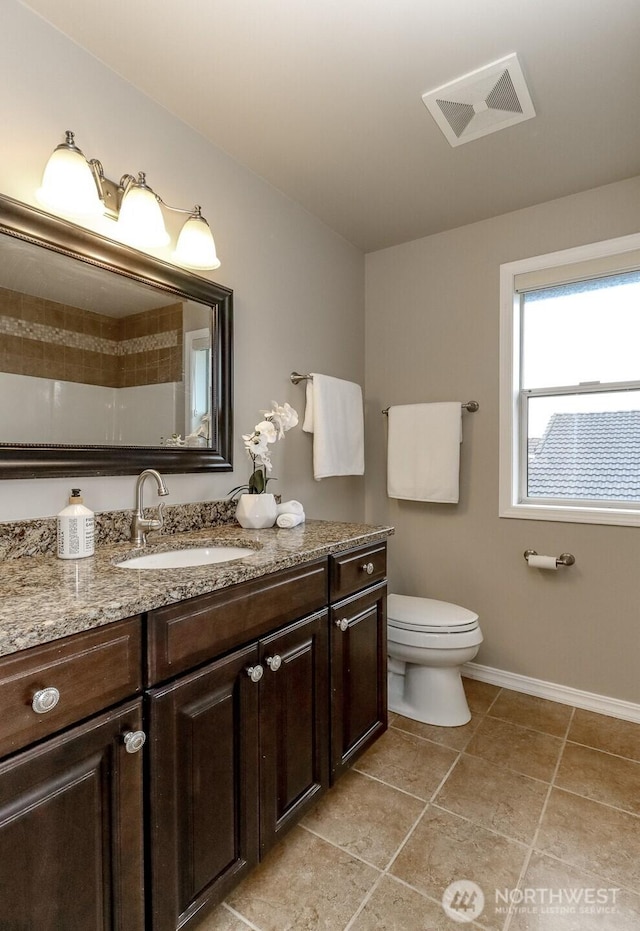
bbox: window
[499,234,640,526]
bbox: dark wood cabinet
[258,610,329,854]
[0,699,145,931]
[0,616,142,758]
[147,643,260,931]
[0,536,388,931]
[147,610,329,931]
[330,553,387,781]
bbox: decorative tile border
[0,315,178,356]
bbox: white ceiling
[21,0,640,252]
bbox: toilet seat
[387,594,479,635]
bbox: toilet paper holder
[524,550,575,567]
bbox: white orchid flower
[255,420,278,444]
[236,400,299,496]
[268,401,299,437]
[243,431,269,456]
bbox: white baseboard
[462,662,640,725]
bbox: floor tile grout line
[342,871,386,931]
[485,711,571,741]
[564,737,640,765]
[479,684,503,716]
[428,801,530,850]
[388,719,480,754]
[526,848,640,898]
[350,764,442,802]
[376,752,465,878]
[545,784,640,821]
[221,902,263,930]
[378,797,432,874]
[455,748,561,788]
[502,705,577,931]
[298,822,386,873]
[473,713,568,744]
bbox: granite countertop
[0,519,393,659]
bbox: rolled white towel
[276,499,304,516]
[276,511,305,528]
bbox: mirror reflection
[0,237,213,447]
[0,194,232,478]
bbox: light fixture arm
[154,197,204,220]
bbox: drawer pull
[246,664,264,683]
[31,687,60,714]
[335,618,349,632]
[123,730,146,754]
[361,562,375,575]
[265,655,282,672]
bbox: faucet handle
[155,501,165,529]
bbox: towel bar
[381,401,479,415]
[290,371,312,384]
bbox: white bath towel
[387,402,462,503]
[302,374,364,480]
[276,499,305,516]
[276,511,305,528]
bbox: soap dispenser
[57,488,95,559]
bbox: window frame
[499,232,640,527]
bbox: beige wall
[0,1,365,521]
[365,178,640,704]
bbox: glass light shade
[36,143,102,217]
[174,214,220,270]
[117,182,170,248]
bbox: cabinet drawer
[329,543,386,602]
[146,559,328,685]
[0,616,142,758]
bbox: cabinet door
[331,583,387,781]
[259,610,329,854]
[0,699,145,931]
[147,643,260,931]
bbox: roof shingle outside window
[528,411,640,501]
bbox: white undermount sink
[115,546,255,570]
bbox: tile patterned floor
[195,679,640,931]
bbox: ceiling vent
[421,53,535,147]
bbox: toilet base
[388,663,471,727]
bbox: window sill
[500,502,640,527]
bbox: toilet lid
[387,594,479,634]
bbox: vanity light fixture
[37,130,221,270]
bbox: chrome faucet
[130,469,170,546]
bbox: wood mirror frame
[0,194,233,479]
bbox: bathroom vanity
[0,520,390,931]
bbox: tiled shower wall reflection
[0,287,183,388]
[0,290,184,445]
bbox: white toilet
[387,594,482,727]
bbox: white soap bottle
[57,488,95,559]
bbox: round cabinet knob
[246,664,264,683]
[335,618,349,632]
[31,686,60,714]
[123,730,146,754]
[361,562,375,575]
[266,655,282,672]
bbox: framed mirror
[0,194,232,478]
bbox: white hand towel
[302,373,364,480]
[387,402,462,503]
[276,511,305,528]
[276,499,305,516]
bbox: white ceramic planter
[235,493,277,529]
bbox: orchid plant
[229,401,299,496]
